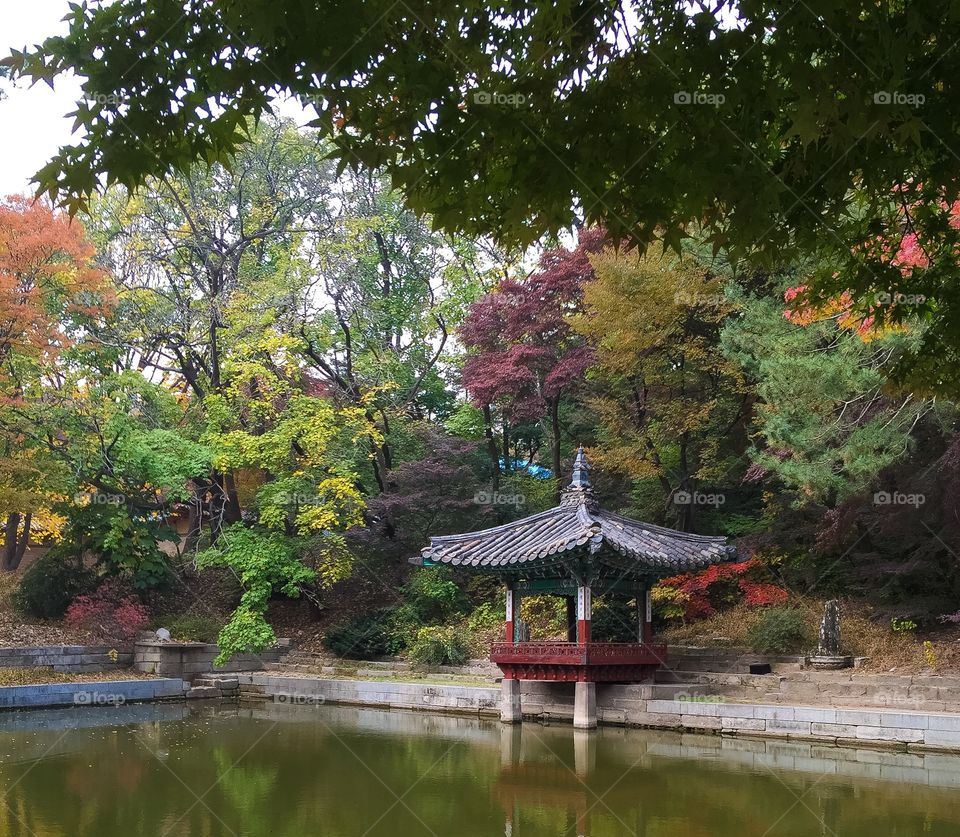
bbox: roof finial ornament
[569,445,591,489]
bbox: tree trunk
[549,397,562,503]
[2,512,30,572]
[678,432,693,532]
[221,471,243,523]
[183,494,203,556]
[3,513,20,571]
[482,404,500,493]
[14,514,30,568]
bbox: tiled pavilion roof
[412,448,736,579]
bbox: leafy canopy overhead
[8,1,960,390]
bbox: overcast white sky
[0,1,82,197]
[0,1,319,199]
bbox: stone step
[665,647,803,674]
[666,658,800,675]
[185,686,220,699]
[193,676,240,690]
[271,652,497,679]
[654,669,784,689]
[277,651,410,668]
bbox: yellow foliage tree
[574,248,747,530]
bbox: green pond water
[1,701,959,836]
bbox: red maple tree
[460,228,606,490]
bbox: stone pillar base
[808,654,854,670]
[573,681,597,730]
[501,678,522,723]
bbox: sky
[0,1,82,197]
[0,1,319,199]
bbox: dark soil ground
[0,572,98,647]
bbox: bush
[58,503,173,590]
[406,626,469,667]
[651,585,689,623]
[657,559,790,623]
[405,568,468,622]
[322,609,396,660]
[748,608,808,654]
[65,579,150,640]
[12,550,96,619]
[382,603,422,654]
[518,594,566,638]
[467,599,505,632]
[159,613,224,643]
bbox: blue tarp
[498,458,553,479]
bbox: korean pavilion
[412,447,736,729]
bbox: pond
[1,701,959,835]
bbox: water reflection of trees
[1,704,960,836]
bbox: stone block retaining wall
[0,645,133,673]
[0,678,186,709]
[241,674,501,715]
[661,669,960,712]
[0,676,243,710]
[238,674,960,753]
[133,641,285,680]
[636,697,960,751]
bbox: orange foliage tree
[783,199,960,344]
[0,195,113,570]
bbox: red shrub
[66,580,149,640]
[740,581,790,608]
[659,560,789,621]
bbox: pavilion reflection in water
[414,447,736,727]
[494,724,677,837]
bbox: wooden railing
[490,641,667,666]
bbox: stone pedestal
[809,654,854,670]
[809,600,853,670]
[573,681,597,730]
[501,678,522,723]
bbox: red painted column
[576,584,592,644]
[505,588,515,644]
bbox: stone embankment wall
[242,674,501,715]
[659,669,960,712]
[237,674,960,753]
[0,675,242,710]
[0,678,186,709]
[0,645,133,672]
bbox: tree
[461,230,603,497]
[0,196,113,570]
[350,423,493,562]
[575,247,748,530]
[88,118,337,542]
[9,2,960,391]
[8,359,213,587]
[298,171,495,504]
[723,286,945,507]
